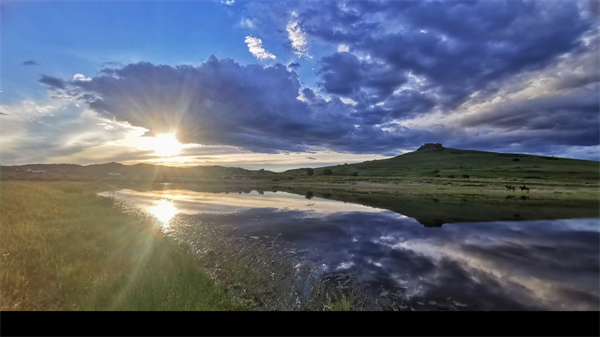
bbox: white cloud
[240,18,257,29]
[220,0,234,5]
[244,36,276,60]
[286,20,311,59]
[340,97,358,106]
[73,74,91,82]
[338,44,350,53]
[0,99,147,165]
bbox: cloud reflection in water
[111,188,600,311]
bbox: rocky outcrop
[416,143,444,151]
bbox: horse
[520,185,530,192]
[505,185,515,192]
[506,195,515,199]
[520,195,529,200]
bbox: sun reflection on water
[150,199,177,226]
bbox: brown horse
[520,185,530,192]
[505,185,515,192]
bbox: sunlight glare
[153,133,183,156]
[150,199,177,226]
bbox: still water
[107,188,600,311]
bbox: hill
[0,162,276,181]
[282,144,599,184]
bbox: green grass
[0,181,246,311]
[282,147,599,185]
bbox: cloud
[307,157,317,160]
[22,60,38,66]
[220,0,234,5]
[393,35,600,156]
[584,0,600,19]
[286,20,311,58]
[318,52,407,102]
[240,18,257,29]
[0,99,149,165]
[244,36,276,60]
[300,0,597,110]
[73,74,92,82]
[31,1,599,161]
[337,45,349,53]
[38,56,435,155]
[39,75,67,89]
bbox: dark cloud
[22,60,38,66]
[302,0,597,109]
[0,112,7,116]
[39,75,66,89]
[287,62,300,69]
[585,0,600,19]
[318,52,406,101]
[353,89,438,125]
[40,56,430,155]
[307,157,316,160]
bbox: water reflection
[108,188,600,311]
[149,199,177,227]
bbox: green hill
[282,143,599,184]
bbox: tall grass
[0,181,245,311]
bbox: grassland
[3,147,598,204]
[0,181,246,311]
[1,146,598,311]
[282,147,599,183]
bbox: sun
[153,133,183,157]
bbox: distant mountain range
[0,161,276,179]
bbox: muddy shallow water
[100,187,600,311]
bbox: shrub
[433,169,440,174]
[351,172,358,176]
[435,174,440,177]
[448,175,455,178]
[513,158,520,161]
[323,169,333,176]
[462,175,470,178]
[306,168,314,176]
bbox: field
[0,181,246,311]
[1,147,598,311]
[282,147,599,183]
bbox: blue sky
[1,0,599,169]
[1,1,321,103]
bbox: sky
[0,0,599,171]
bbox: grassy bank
[0,181,245,311]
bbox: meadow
[1,146,598,311]
[0,181,246,311]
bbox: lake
[104,187,600,311]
